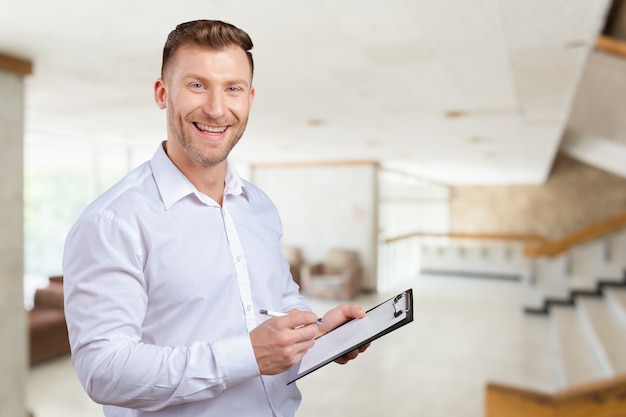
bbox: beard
[167,108,248,167]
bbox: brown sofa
[282,245,304,285]
[300,249,363,300]
[28,275,70,365]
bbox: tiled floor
[27,274,557,417]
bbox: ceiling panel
[0,0,614,184]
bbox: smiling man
[62,20,367,417]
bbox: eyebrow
[184,73,251,88]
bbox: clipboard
[287,288,413,384]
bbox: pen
[259,309,324,324]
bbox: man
[63,19,367,417]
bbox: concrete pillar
[0,51,32,417]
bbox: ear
[248,86,255,111]
[154,78,167,109]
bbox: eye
[227,86,241,93]
[190,83,204,89]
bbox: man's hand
[250,310,319,375]
[318,304,370,364]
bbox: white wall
[378,169,450,238]
[251,163,379,291]
[563,50,626,179]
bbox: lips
[194,122,228,134]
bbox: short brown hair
[161,20,254,79]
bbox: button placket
[221,207,256,330]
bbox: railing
[0,51,33,75]
[377,235,422,293]
[485,374,626,417]
[383,208,626,261]
[596,35,626,59]
[384,232,548,245]
[524,210,626,258]
[378,210,626,298]
[377,232,548,292]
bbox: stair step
[605,287,626,331]
[550,305,603,388]
[568,275,624,293]
[577,296,626,375]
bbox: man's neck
[163,141,227,205]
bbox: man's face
[155,44,255,168]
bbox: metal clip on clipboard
[393,291,411,318]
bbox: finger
[267,310,318,331]
[318,304,366,335]
[347,304,366,319]
[334,348,360,365]
[285,310,319,329]
[279,320,319,346]
[292,323,320,345]
[335,303,366,319]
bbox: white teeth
[196,123,226,133]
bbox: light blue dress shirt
[63,143,309,417]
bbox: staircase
[485,225,626,416]
[484,286,626,417]
[550,285,626,388]
[521,223,626,387]
[485,272,626,416]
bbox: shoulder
[232,178,283,228]
[242,178,274,205]
[242,179,284,218]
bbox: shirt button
[236,256,242,262]
[246,304,251,311]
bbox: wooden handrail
[384,209,626,258]
[596,35,626,59]
[0,51,32,76]
[524,210,626,258]
[485,373,626,417]
[384,231,548,245]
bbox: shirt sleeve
[280,264,311,313]
[63,212,261,411]
[276,232,311,314]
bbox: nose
[202,89,226,119]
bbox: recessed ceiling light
[444,110,467,118]
[565,39,587,49]
[307,118,324,127]
[469,136,488,144]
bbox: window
[23,134,153,307]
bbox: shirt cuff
[213,334,260,386]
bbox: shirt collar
[150,142,250,210]
[224,160,248,199]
